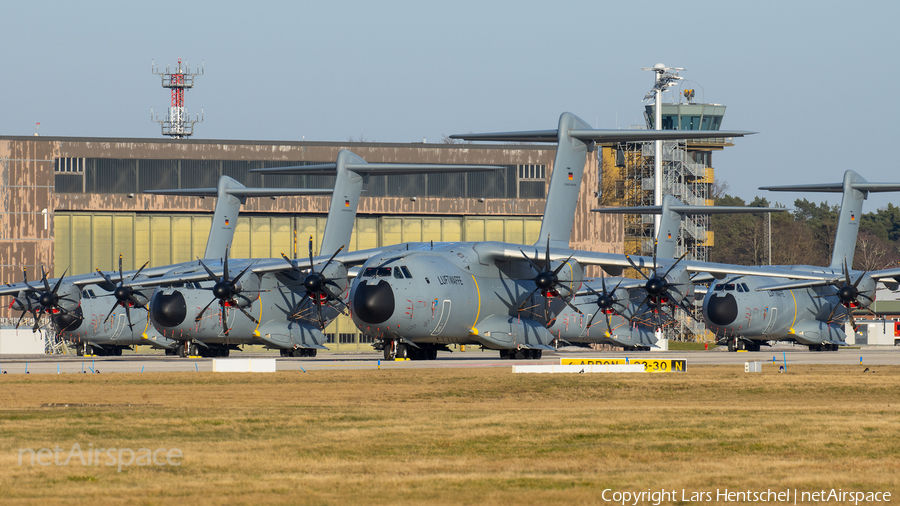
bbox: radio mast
[151,58,203,138]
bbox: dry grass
[0,365,897,505]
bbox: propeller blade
[197,258,220,282]
[551,253,576,276]
[195,298,217,322]
[308,236,315,273]
[235,303,259,325]
[562,297,583,315]
[223,246,230,281]
[103,302,119,324]
[131,261,149,281]
[124,303,133,329]
[625,255,650,281]
[221,302,229,335]
[518,248,542,273]
[661,252,690,280]
[290,293,311,319]
[517,287,542,312]
[40,266,51,292]
[322,245,345,272]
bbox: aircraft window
[401,266,412,278]
[724,284,735,291]
[713,285,725,291]
[363,268,377,277]
[741,283,750,292]
[377,267,392,277]
[737,284,745,293]
[393,267,404,279]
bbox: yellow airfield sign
[560,358,686,372]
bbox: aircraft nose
[706,293,738,326]
[151,290,187,327]
[353,279,395,325]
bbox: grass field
[0,365,897,505]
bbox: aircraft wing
[0,263,203,297]
[473,242,835,281]
[124,247,396,289]
[756,266,900,292]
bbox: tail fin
[592,194,786,259]
[250,150,500,255]
[451,112,754,248]
[144,176,332,260]
[760,170,900,269]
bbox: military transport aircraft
[134,150,502,357]
[3,176,333,356]
[536,195,788,351]
[702,170,900,351]
[343,112,835,360]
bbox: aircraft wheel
[513,350,526,360]
[113,348,123,356]
[396,344,409,360]
[220,348,230,358]
[428,349,437,360]
[189,344,200,357]
[76,345,84,357]
[291,349,303,358]
[383,345,392,361]
[532,350,542,360]
[280,349,289,357]
[85,345,95,356]
[727,339,735,352]
[309,349,317,358]
[499,350,510,360]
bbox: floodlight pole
[642,64,683,242]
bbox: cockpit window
[393,267,404,279]
[363,266,397,277]
[713,284,725,291]
[737,284,745,292]
[741,283,750,292]
[715,283,737,291]
[400,266,412,278]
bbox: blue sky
[3,0,898,210]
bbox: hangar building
[0,136,622,349]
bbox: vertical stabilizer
[536,112,593,248]
[830,170,867,269]
[656,195,684,259]
[204,176,246,259]
[320,150,368,256]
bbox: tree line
[709,191,900,270]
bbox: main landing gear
[383,341,438,361]
[173,342,231,358]
[499,349,542,360]
[809,343,839,352]
[75,343,124,357]
[280,348,318,357]
[725,338,761,352]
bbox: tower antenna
[151,58,204,139]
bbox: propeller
[517,238,582,324]
[195,247,259,335]
[24,266,80,333]
[820,259,875,330]
[12,267,41,331]
[95,255,150,329]
[625,241,696,330]
[286,237,348,330]
[584,274,627,333]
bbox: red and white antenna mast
[151,58,204,138]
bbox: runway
[1,345,898,374]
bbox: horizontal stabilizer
[250,163,501,175]
[145,188,332,197]
[451,129,753,143]
[592,205,786,215]
[760,182,900,193]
